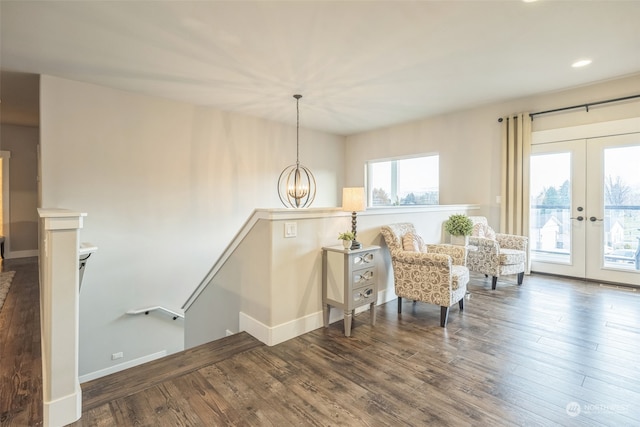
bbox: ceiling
[1,0,639,135]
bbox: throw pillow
[472,222,497,240]
[402,232,427,252]
[484,225,496,240]
[472,222,485,237]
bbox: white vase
[450,235,468,246]
[342,240,352,249]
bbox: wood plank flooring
[2,257,640,426]
[0,258,42,427]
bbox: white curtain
[500,113,532,272]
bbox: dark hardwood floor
[2,257,639,426]
[0,257,42,427]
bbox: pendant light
[277,94,316,208]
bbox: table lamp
[342,187,366,250]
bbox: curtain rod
[497,94,640,122]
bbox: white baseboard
[43,386,82,427]
[79,350,167,383]
[239,311,315,346]
[6,249,38,259]
[240,290,396,346]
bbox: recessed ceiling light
[572,59,592,68]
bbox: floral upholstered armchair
[380,223,469,327]
[466,216,528,290]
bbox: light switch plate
[284,222,297,238]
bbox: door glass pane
[530,152,571,263]
[603,145,640,271]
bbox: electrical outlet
[111,352,123,360]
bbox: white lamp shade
[342,187,366,212]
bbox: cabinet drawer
[352,285,376,307]
[352,268,375,287]
[352,251,375,268]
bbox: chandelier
[277,94,316,208]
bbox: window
[366,155,439,207]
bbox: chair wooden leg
[492,276,498,290]
[440,306,449,327]
[517,272,524,285]
[458,298,464,310]
[397,297,402,313]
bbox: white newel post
[38,209,86,427]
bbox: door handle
[589,216,603,222]
[570,216,584,221]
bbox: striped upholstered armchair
[466,216,528,290]
[380,223,469,327]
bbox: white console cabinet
[321,245,380,337]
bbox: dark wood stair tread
[81,332,263,411]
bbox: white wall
[39,75,345,378]
[0,124,39,257]
[346,74,640,229]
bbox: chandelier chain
[295,94,301,165]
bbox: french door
[530,133,640,286]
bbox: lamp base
[350,240,362,250]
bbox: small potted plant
[338,231,355,249]
[444,214,473,246]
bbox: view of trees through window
[534,175,640,208]
[530,145,640,269]
[603,146,640,260]
[367,155,439,207]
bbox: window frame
[365,152,440,208]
